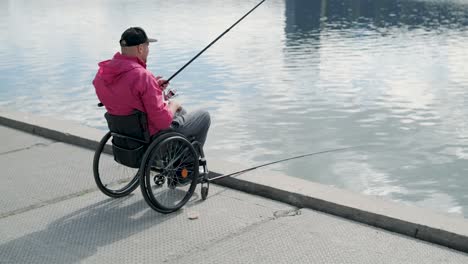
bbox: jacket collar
[113,52,147,68]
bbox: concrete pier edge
[1,109,467,254]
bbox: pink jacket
[93,52,173,136]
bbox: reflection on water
[1,0,468,218]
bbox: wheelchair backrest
[104,110,150,168]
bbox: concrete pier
[1,109,468,263]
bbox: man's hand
[168,100,182,115]
[155,76,169,90]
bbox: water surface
[1,0,468,218]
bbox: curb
[0,114,101,151]
[1,110,467,254]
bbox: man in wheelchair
[93,27,210,148]
[92,27,211,206]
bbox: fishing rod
[208,145,367,182]
[165,0,267,84]
[97,0,266,107]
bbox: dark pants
[171,108,211,147]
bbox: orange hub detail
[181,168,189,178]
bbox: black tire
[140,134,199,213]
[93,132,140,198]
[201,185,209,201]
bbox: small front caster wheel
[201,185,209,200]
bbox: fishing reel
[164,88,178,101]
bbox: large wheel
[140,134,199,213]
[93,132,140,198]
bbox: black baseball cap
[119,27,157,47]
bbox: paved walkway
[1,125,468,263]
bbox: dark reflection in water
[285,0,468,33]
[285,0,322,35]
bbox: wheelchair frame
[93,111,209,214]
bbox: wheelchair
[92,110,210,214]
